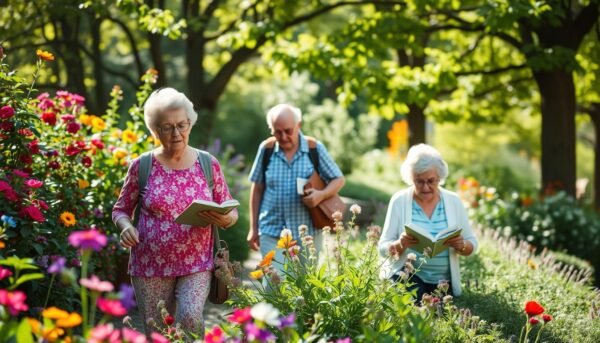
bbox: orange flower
[55,312,82,328]
[0,241,5,249]
[276,235,297,249]
[27,318,41,335]
[122,129,138,144]
[36,49,55,61]
[78,179,90,189]
[42,307,69,320]
[42,327,64,342]
[59,212,77,227]
[249,269,264,280]
[258,250,275,268]
[91,116,106,131]
[79,114,93,126]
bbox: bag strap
[261,136,320,179]
[133,151,153,226]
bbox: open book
[404,224,462,257]
[175,199,240,227]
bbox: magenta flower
[12,169,29,178]
[151,332,170,343]
[0,105,15,119]
[97,297,127,317]
[0,289,29,315]
[80,275,114,292]
[0,267,12,280]
[244,322,275,342]
[68,229,107,251]
[60,114,76,122]
[25,179,44,188]
[20,205,45,222]
[278,312,296,329]
[228,307,252,324]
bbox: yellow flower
[111,129,122,139]
[122,129,138,143]
[112,148,128,160]
[78,179,90,189]
[59,212,77,227]
[55,312,82,328]
[527,258,538,270]
[276,235,297,249]
[249,269,264,280]
[79,114,92,126]
[36,49,55,61]
[42,307,69,320]
[27,318,41,335]
[91,116,106,131]
[258,250,275,268]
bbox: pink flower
[41,111,57,125]
[68,229,107,251]
[12,169,29,178]
[0,267,13,280]
[80,275,114,292]
[0,105,15,119]
[0,289,29,315]
[228,307,252,324]
[122,327,146,343]
[20,205,45,222]
[66,121,81,134]
[151,332,170,343]
[25,179,44,188]
[60,114,76,122]
[97,297,127,317]
[205,326,226,343]
[88,324,121,343]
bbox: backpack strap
[305,136,320,172]
[133,151,153,226]
[261,136,320,180]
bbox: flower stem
[40,274,56,318]
[26,60,42,101]
[80,250,91,336]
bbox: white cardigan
[377,187,478,296]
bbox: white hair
[266,104,302,130]
[143,87,198,131]
[400,144,449,185]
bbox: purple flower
[244,322,275,342]
[278,313,296,329]
[48,257,66,274]
[68,229,107,251]
[119,284,136,310]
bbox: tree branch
[102,15,145,77]
[455,63,528,76]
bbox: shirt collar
[273,130,308,153]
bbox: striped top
[410,198,451,284]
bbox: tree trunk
[58,18,91,111]
[407,104,426,146]
[533,70,576,197]
[91,17,107,114]
[589,105,600,211]
[148,33,167,88]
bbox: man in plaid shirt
[247,104,345,266]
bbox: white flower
[350,204,361,215]
[280,228,293,238]
[406,253,417,262]
[250,302,280,326]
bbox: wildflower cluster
[519,300,552,343]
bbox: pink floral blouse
[112,153,235,277]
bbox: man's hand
[247,229,259,251]
[302,188,325,208]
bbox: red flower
[28,140,40,154]
[18,128,34,137]
[65,144,81,156]
[66,121,81,134]
[542,314,552,323]
[41,111,57,125]
[91,137,105,149]
[48,161,61,169]
[0,105,15,119]
[163,314,175,326]
[20,154,33,164]
[61,114,76,122]
[0,121,13,131]
[20,205,45,222]
[81,155,93,168]
[529,317,539,325]
[524,301,544,317]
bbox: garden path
[116,250,262,332]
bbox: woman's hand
[197,210,236,228]
[389,232,418,256]
[444,235,469,254]
[120,226,139,248]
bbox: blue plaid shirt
[248,132,343,239]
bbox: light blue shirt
[410,199,451,284]
[248,132,343,239]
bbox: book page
[175,199,239,226]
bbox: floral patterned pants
[132,271,211,338]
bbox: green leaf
[11,273,44,289]
[16,318,33,343]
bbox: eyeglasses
[413,177,439,188]
[157,121,191,135]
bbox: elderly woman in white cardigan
[378,144,477,302]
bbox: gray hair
[400,144,449,186]
[266,104,302,130]
[143,87,198,132]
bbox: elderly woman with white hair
[112,87,238,337]
[378,144,477,302]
